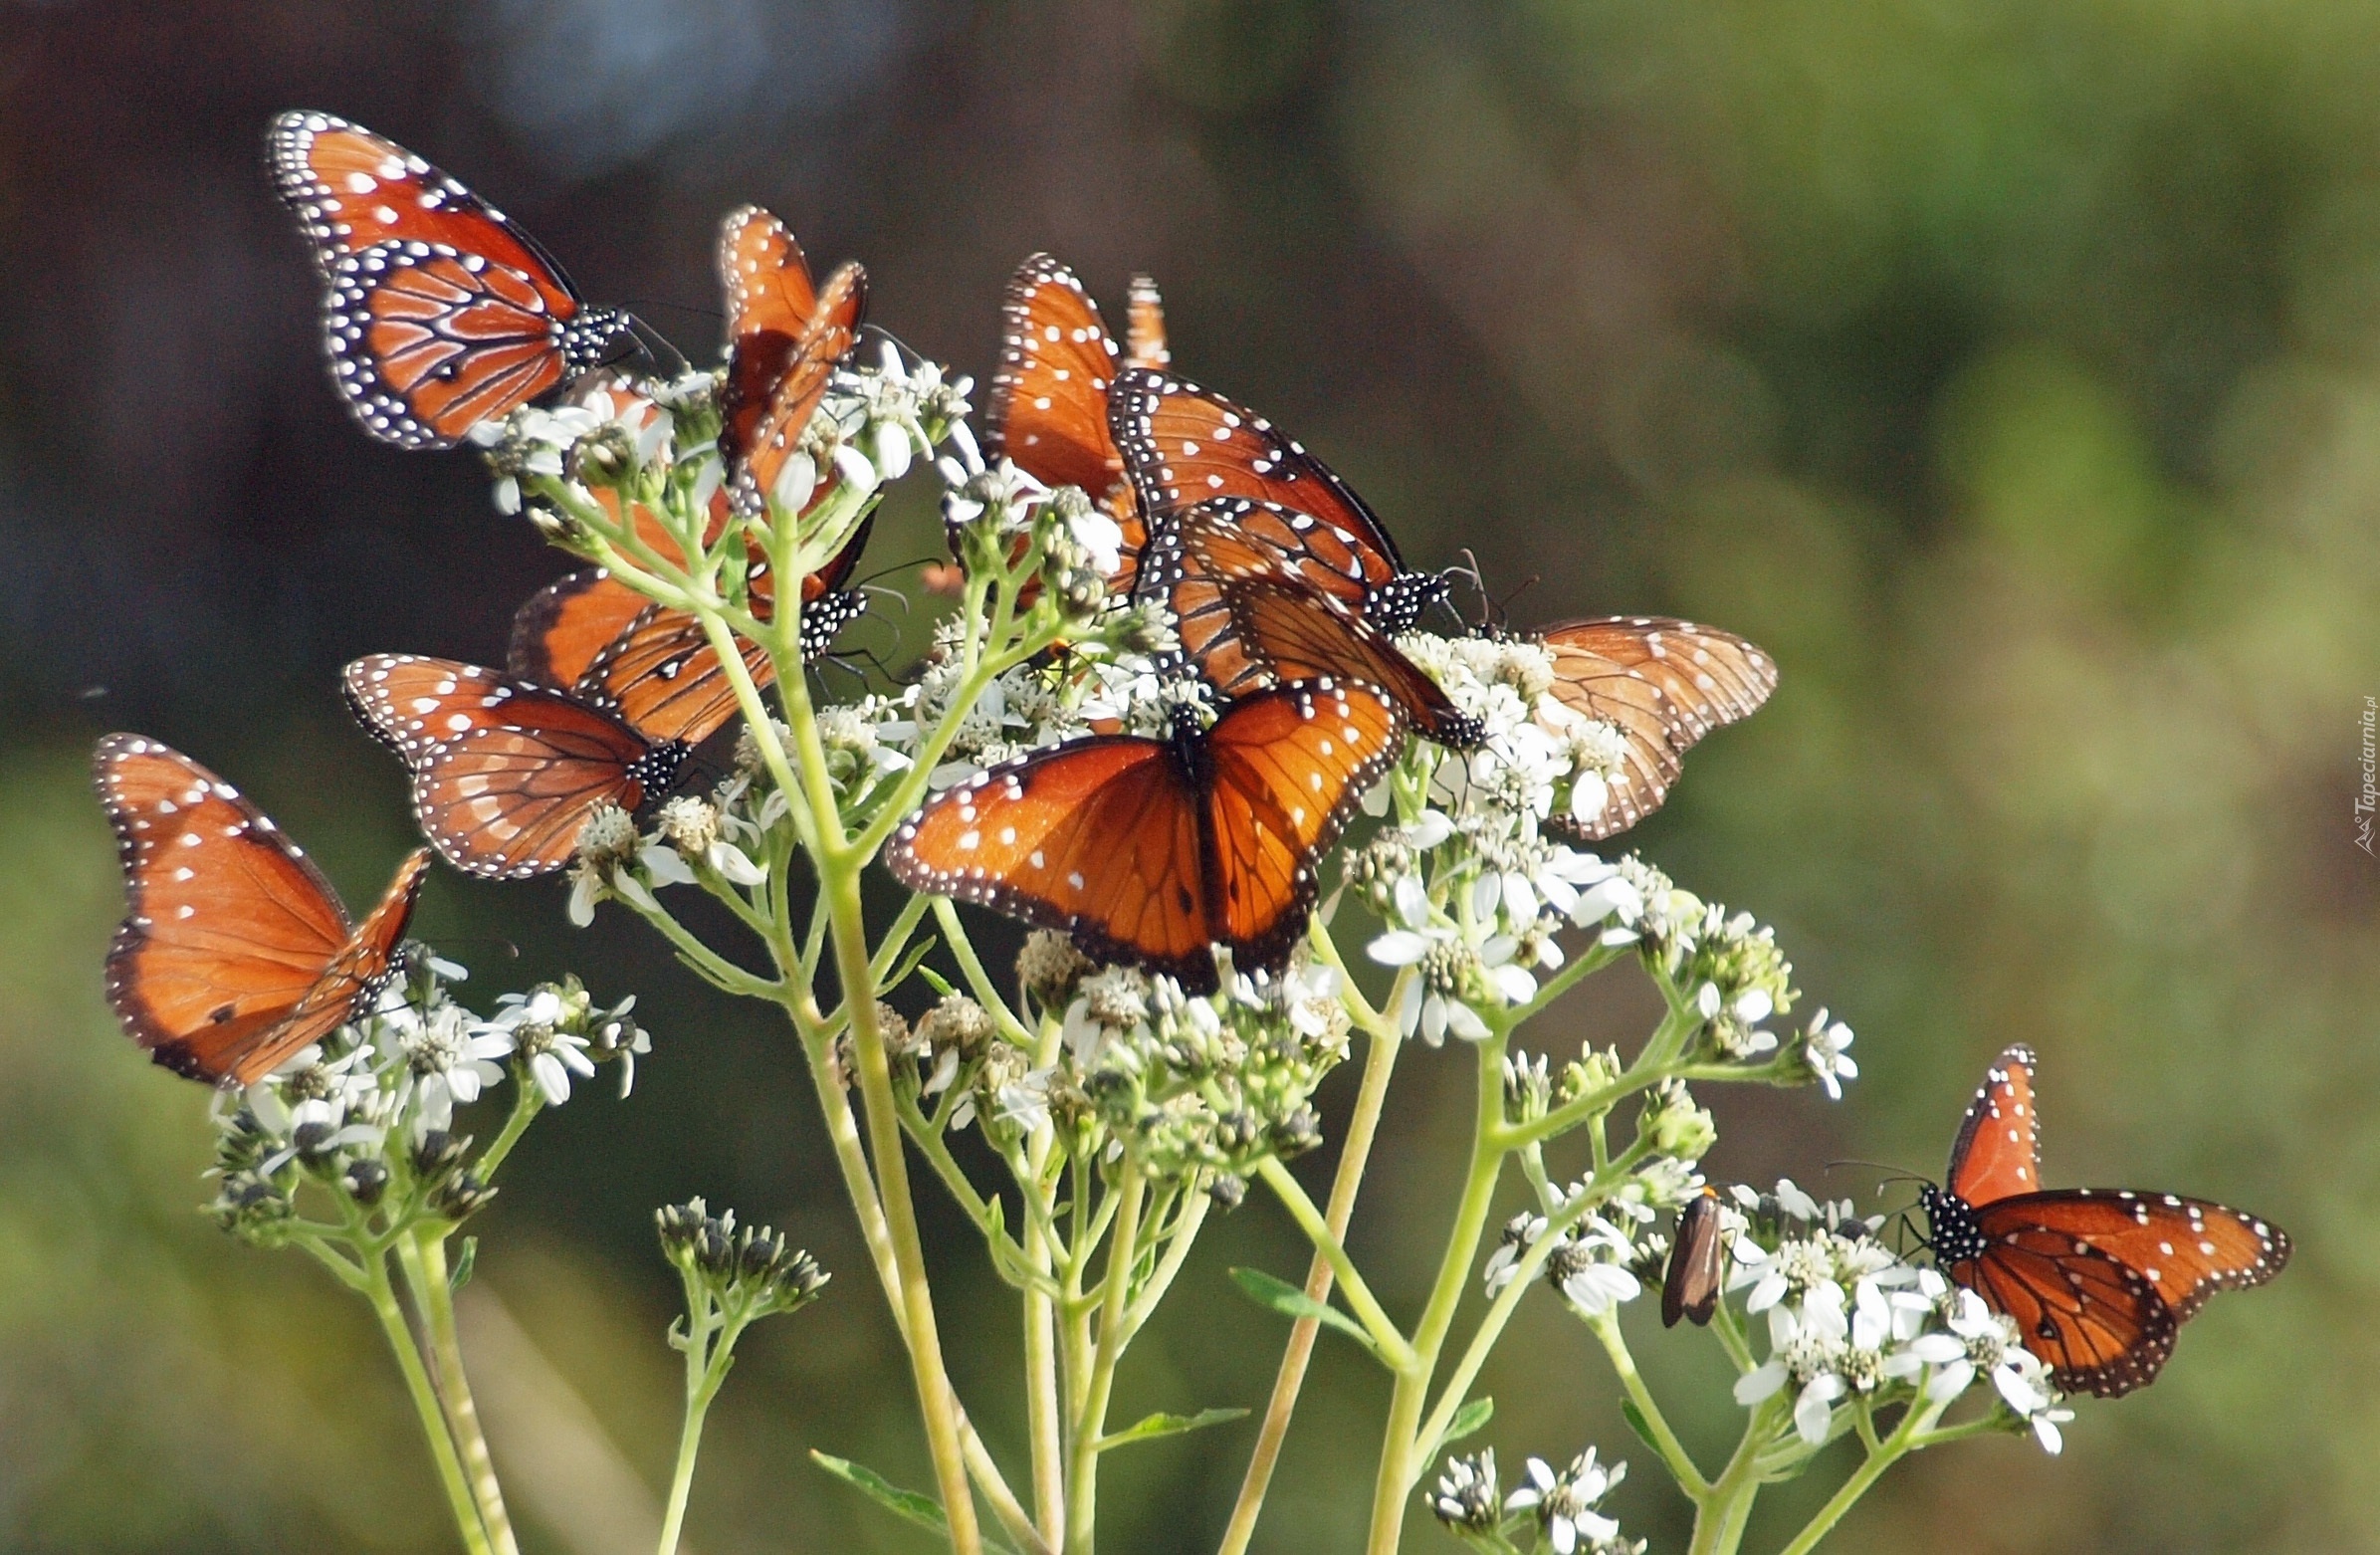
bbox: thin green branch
[361,1245,494,1555]
[399,1230,520,1555]
[1252,1159,1416,1371]
[1589,1312,1708,1496]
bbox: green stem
[820,861,981,1554]
[621,885,783,1000]
[1253,1159,1415,1369]
[1409,1140,1652,1459]
[932,897,1032,1041]
[1216,1007,1402,1555]
[1023,1014,1069,1547]
[1065,1167,1146,1555]
[1687,1397,1781,1555]
[1771,1397,1945,1555]
[401,1230,520,1555]
[361,1244,493,1555]
[657,1299,732,1555]
[1364,1034,1510,1555]
[472,1083,546,1184]
[1589,1312,1708,1495]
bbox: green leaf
[448,1235,477,1293]
[1436,1396,1494,1450]
[1100,1407,1249,1450]
[810,1451,947,1536]
[1620,1399,1659,1456]
[1228,1267,1377,1356]
[916,966,957,998]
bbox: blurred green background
[0,0,2366,1549]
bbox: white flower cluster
[1429,1444,1642,1555]
[1349,633,1658,1044]
[208,962,651,1238]
[1037,958,1351,1181]
[1725,1181,2073,1452]
[471,371,715,518]
[1481,1147,1704,1318]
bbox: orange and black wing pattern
[719,207,865,518]
[1139,498,1479,747]
[1927,1046,2289,1397]
[344,655,687,879]
[95,735,427,1084]
[1111,368,1443,631]
[269,111,632,448]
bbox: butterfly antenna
[621,297,725,327]
[1824,1159,1931,1188]
[860,555,946,589]
[858,579,914,616]
[419,934,523,961]
[625,316,691,376]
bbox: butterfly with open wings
[1919,1045,2288,1397]
[269,111,641,449]
[885,678,1407,994]
[96,735,429,1085]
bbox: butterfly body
[1923,1045,2288,1397]
[95,735,429,1085]
[270,111,636,448]
[886,679,1406,992]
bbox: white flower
[1504,1449,1623,1555]
[1736,1297,1849,1445]
[1548,1218,1643,1317]
[1484,1211,1547,1295]
[384,1002,514,1131]
[1803,1007,1858,1098]
[994,1068,1053,1134]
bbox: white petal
[1734,1360,1788,1406]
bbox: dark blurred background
[0,0,2367,1550]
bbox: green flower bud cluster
[657,1198,830,1319]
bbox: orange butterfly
[269,111,638,449]
[96,735,428,1084]
[1921,1045,2289,1396]
[886,680,1406,993]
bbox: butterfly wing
[270,111,581,293]
[1201,680,1408,977]
[1125,274,1170,368]
[509,568,649,688]
[344,656,682,878]
[1973,1191,2289,1340]
[95,736,427,1083]
[884,737,1215,986]
[987,255,1130,499]
[1110,368,1441,629]
[572,604,775,747]
[730,261,866,517]
[1944,1043,2045,1207]
[1950,1222,2178,1397]
[1537,616,1778,841]
[1141,500,1481,747]
[718,206,824,468]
